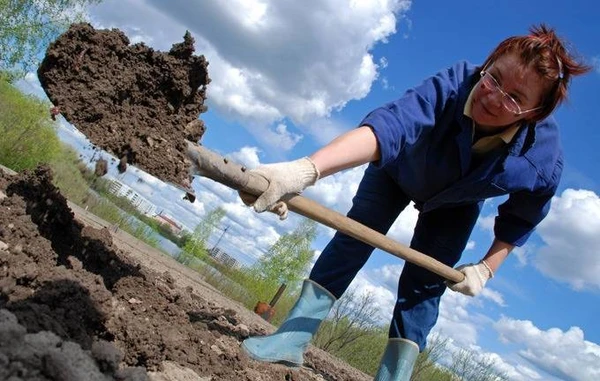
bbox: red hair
[481,24,591,121]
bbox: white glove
[241,157,320,220]
[447,260,494,296]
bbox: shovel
[186,142,465,284]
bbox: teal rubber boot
[374,338,420,381]
[241,279,336,366]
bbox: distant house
[209,247,239,269]
[153,213,183,237]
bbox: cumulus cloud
[88,0,412,151]
[494,317,600,381]
[372,263,405,292]
[305,164,367,214]
[480,288,506,307]
[465,240,476,250]
[511,245,532,267]
[305,118,350,146]
[534,189,600,290]
[476,213,495,234]
[435,291,480,347]
[347,271,397,323]
[227,146,261,169]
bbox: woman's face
[471,53,547,133]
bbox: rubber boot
[374,338,420,381]
[241,279,336,366]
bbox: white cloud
[227,146,261,169]
[428,335,546,381]
[465,240,476,250]
[490,353,544,381]
[494,317,600,381]
[379,56,389,69]
[387,203,419,245]
[480,288,506,307]
[88,0,412,151]
[534,189,600,290]
[591,56,600,74]
[262,123,303,151]
[305,118,350,147]
[305,164,367,214]
[476,213,495,234]
[372,263,405,292]
[435,291,480,347]
[346,271,397,323]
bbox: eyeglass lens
[481,72,520,114]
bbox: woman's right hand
[239,157,320,220]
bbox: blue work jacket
[360,61,563,246]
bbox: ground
[0,165,371,380]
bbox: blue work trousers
[309,164,481,351]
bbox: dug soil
[38,23,208,191]
[0,166,371,380]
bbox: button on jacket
[360,61,563,246]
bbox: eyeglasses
[479,66,543,116]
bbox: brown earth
[0,166,371,380]
[37,23,208,190]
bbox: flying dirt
[38,23,208,192]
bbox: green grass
[0,79,62,171]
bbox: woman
[240,25,590,380]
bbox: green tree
[1,0,100,78]
[179,207,226,264]
[252,219,317,286]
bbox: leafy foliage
[179,207,226,264]
[0,0,100,78]
[251,219,317,286]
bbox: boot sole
[241,341,303,367]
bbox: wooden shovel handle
[187,143,465,283]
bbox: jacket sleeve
[358,62,467,167]
[494,157,563,246]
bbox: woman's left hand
[447,260,494,296]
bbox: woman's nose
[486,89,504,109]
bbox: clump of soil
[0,167,369,380]
[37,23,209,188]
[95,158,108,176]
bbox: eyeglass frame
[479,64,544,116]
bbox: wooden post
[269,283,287,307]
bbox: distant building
[107,180,156,216]
[209,247,239,269]
[153,213,183,237]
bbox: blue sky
[18,1,600,379]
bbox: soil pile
[0,167,370,380]
[37,23,209,189]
